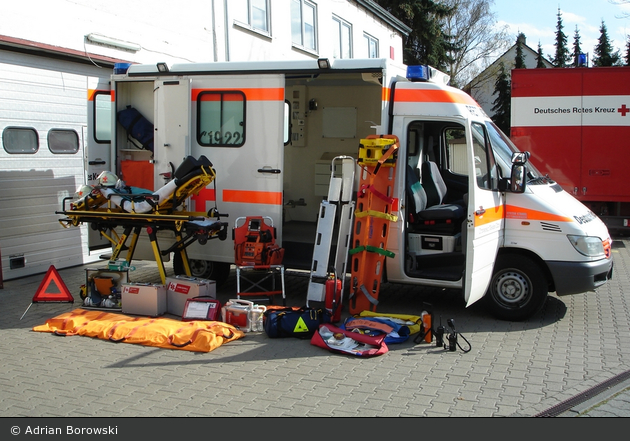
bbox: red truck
[510,66,630,232]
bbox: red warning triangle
[32,265,74,303]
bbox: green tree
[536,42,547,68]
[491,62,511,134]
[593,20,621,66]
[552,8,570,67]
[625,36,630,66]
[572,26,583,67]
[375,0,457,70]
[440,0,510,88]
[514,33,526,68]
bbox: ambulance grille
[541,222,562,232]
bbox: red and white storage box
[121,283,167,317]
[166,276,216,316]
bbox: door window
[197,91,246,147]
[471,122,499,190]
[94,92,111,143]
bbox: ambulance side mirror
[507,151,529,193]
[510,164,527,193]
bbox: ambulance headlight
[567,235,605,258]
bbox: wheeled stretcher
[57,156,229,284]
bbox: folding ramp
[306,156,356,317]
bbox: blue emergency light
[406,65,430,82]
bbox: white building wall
[2,0,405,65]
[0,0,406,281]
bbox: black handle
[257,168,281,174]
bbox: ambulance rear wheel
[173,254,230,287]
[485,255,547,321]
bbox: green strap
[349,245,395,258]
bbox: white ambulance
[86,58,613,321]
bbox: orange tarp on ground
[33,309,245,352]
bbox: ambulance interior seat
[406,161,465,234]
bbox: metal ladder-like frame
[306,156,356,307]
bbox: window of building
[48,129,79,154]
[291,0,317,52]
[2,127,39,154]
[364,33,379,58]
[94,92,111,143]
[197,91,246,147]
[332,16,352,59]
[233,0,270,34]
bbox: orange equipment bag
[233,216,284,266]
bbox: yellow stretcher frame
[56,160,229,285]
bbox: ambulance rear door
[153,78,191,189]
[188,74,286,263]
[86,77,113,251]
[464,119,504,306]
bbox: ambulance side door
[188,74,285,263]
[464,121,504,306]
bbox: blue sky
[491,0,630,62]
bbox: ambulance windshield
[485,121,543,181]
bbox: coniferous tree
[514,33,526,68]
[625,36,630,66]
[536,42,547,68]
[375,0,457,70]
[491,62,511,134]
[552,8,570,67]
[593,20,620,66]
[572,26,583,67]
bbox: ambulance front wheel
[485,255,548,321]
[173,254,230,287]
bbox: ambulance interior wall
[114,80,155,186]
[282,80,382,224]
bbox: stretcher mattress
[33,309,245,352]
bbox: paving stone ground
[1,236,629,418]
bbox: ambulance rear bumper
[548,257,613,296]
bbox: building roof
[0,34,130,67]
[355,0,412,36]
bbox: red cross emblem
[618,104,629,116]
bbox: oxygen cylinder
[325,277,343,323]
[421,311,432,343]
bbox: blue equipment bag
[117,106,154,152]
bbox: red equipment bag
[311,323,388,357]
[233,216,284,266]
